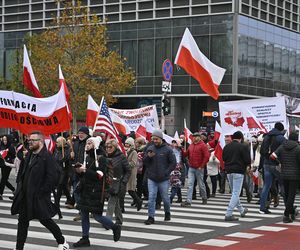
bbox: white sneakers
[58,240,69,250]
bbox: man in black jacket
[11,131,69,250]
[222,131,251,221]
[272,131,300,223]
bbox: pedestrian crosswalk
[0,191,299,250]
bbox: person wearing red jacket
[181,132,210,206]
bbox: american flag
[93,97,125,153]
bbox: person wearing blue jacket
[143,129,176,225]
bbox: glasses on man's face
[28,139,40,143]
[106,146,113,150]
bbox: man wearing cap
[143,129,176,225]
[181,132,210,206]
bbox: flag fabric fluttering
[59,65,72,120]
[23,45,43,98]
[184,118,193,144]
[174,28,226,100]
[0,149,9,159]
[86,95,100,127]
[45,135,56,153]
[109,111,131,135]
[214,121,225,169]
[93,97,125,153]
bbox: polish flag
[86,95,99,127]
[45,135,56,153]
[214,122,225,170]
[109,111,131,135]
[59,65,72,120]
[246,110,267,133]
[174,28,226,100]
[184,118,193,144]
[23,45,43,98]
[136,118,154,141]
[0,149,9,159]
[174,131,179,140]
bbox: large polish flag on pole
[86,95,100,127]
[214,121,225,169]
[184,118,193,144]
[174,28,226,100]
[59,64,72,120]
[23,45,43,98]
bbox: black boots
[112,223,121,242]
[164,212,171,221]
[73,237,90,248]
[144,216,155,225]
[129,190,143,211]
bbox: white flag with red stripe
[23,45,43,98]
[184,118,193,144]
[59,65,72,120]
[45,135,56,153]
[214,122,225,169]
[175,28,226,100]
[86,95,100,127]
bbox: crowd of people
[0,121,300,249]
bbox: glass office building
[0,0,299,132]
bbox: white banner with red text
[219,97,287,135]
[0,86,70,135]
[109,105,159,132]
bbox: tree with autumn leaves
[10,0,135,130]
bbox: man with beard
[11,131,69,250]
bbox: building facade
[1,0,300,133]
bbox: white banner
[219,97,287,135]
[109,105,159,131]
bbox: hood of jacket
[267,128,285,137]
[282,140,299,151]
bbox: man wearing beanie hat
[143,129,176,225]
[259,122,286,214]
[68,127,91,219]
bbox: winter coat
[126,148,138,191]
[170,164,182,188]
[72,136,90,164]
[76,150,107,214]
[183,140,210,169]
[223,140,251,174]
[53,145,71,185]
[260,128,286,166]
[106,149,131,195]
[11,147,58,220]
[143,142,176,182]
[274,140,300,180]
[0,139,16,167]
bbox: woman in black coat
[73,137,121,248]
[0,135,16,200]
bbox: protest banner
[109,105,159,131]
[0,86,70,135]
[219,96,287,135]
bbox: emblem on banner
[224,110,245,127]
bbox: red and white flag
[59,65,72,120]
[45,135,56,153]
[175,28,226,100]
[184,118,193,144]
[93,97,125,154]
[86,95,100,127]
[0,149,9,159]
[23,45,43,98]
[135,117,154,141]
[109,111,131,135]
[214,122,225,169]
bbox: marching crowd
[0,122,300,249]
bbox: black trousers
[16,204,64,249]
[57,170,72,204]
[283,179,298,217]
[0,165,15,195]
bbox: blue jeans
[148,179,170,218]
[170,186,181,202]
[187,167,207,202]
[260,164,281,211]
[81,210,114,237]
[226,173,245,217]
